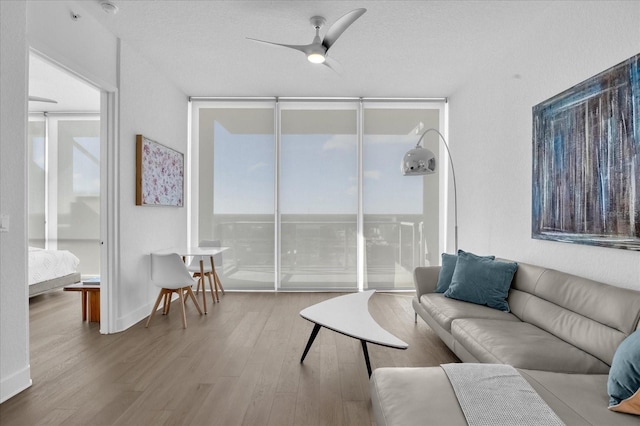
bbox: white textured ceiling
[29,53,100,113]
[73,0,556,99]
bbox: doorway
[27,52,104,321]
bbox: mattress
[29,246,80,285]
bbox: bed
[28,246,81,297]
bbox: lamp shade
[401,145,437,176]
[401,127,458,252]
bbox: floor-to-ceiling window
[28,114,101,277]
[362,106,442,289]
[279,103,358,290]
[56,117,101,275]
[195,104,276,290]
[192,99,446,291]
[28,115,46,248]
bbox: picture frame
[135,134,184,207]
[532,54,639,250]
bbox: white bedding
[28,246,80,285]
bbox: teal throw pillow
[435,253,458,293]
[443,252,517,312]
[435,250,495,293]
[608,330,640,415]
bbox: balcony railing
[206,215,424,289]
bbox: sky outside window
[212,123,424,215]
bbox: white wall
[114,40,188,330]
[0,0,30,404]
[27,0,117,90]
[449,1,640,290]
[1,0,187,402]
[25,0,188,331]
[26,1,187,331]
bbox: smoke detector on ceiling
[100,1,119,15]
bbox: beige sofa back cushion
[508,262,640,366]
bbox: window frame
[190,98,448,292]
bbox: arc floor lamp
[401,128,458,253]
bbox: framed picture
[532,54,639,250]
[136,134,184,207]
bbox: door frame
[28,48,118,334]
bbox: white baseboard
[114,303,152,332]
[114,294,182,332]
[0,365,32,403]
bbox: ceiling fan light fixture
[307,53,326,64]
[247,8,365,71]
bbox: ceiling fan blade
[29,96,58,103]
[322,56,343,74]
[322,8,366,51]
[246,38,312,55]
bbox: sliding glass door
[279,103,358,290]
[192,99,445,291]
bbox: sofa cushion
[444,252,517,312]
[435,250,495,293]
[608,330,640,415]
[512,263,640,337]
[370,367,640,426]
[420,293,519,332]
[507,263,640,367]
[451,318,611,374]
[370,367,468,426]
[519,369,640,425]
[512,290,629,367]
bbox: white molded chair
[146,253,203,329]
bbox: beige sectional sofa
[370,261,640,425]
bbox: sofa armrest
[414,266,441,299]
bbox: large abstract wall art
[136,134,184,207]
[532,53,640,250]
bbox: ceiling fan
[247,8,366,73]
[28,96,58,103]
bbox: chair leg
[193,273,201,295]
[163,292,173,315]
[214,271,225,295]
[197,277,207,314]
[178,288,187,329]
[184,287,198,304]
[210,257,225,295]
[186,287,203,315]
[207,272,218,303]
[198,260,208,314]
[146,289,166,328]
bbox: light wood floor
[1,290,458,425]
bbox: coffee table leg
[300,323,322,363]
[361,340,372,377]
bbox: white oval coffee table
[299,290,408,377]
